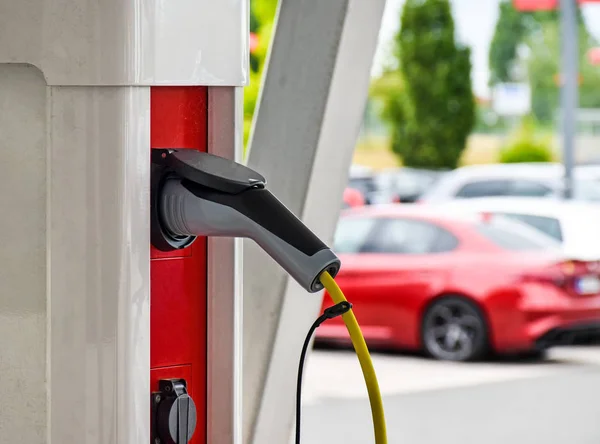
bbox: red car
[317,205,600,361]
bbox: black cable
[295,318,322,444]
[295,301,352,444]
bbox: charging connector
[149,149,387,443]
[150,149,340,292]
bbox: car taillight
[564,260,600,295]
[523,260,600,296]
[520,268,566,287]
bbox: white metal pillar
[243,0,386,442]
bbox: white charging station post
[0,2,246,443]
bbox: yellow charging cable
[320,271,388,444]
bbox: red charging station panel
[150,86,208,444]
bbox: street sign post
[560,0,578,199]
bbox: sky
[371,0,600,98]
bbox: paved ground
[299,347,600,444]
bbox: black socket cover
[157,396,197,444]
[152,149,266,194]
[155,380,197,444]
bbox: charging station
[0,1,246,443]
[0,0,387,442]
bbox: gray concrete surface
[300,348,600,444]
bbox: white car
[436,197,600,261]
[418,163,600,203]
[576,164,600,182]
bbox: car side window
[455,180,511,198]
[333,217,379,253]
[475,222,555,250]
[508,180,553,197]
[497,212,563,241]
[361,218,458,254]
[430,228,460,253]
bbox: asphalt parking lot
[300,347,600,444]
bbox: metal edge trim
[206,85,242,444]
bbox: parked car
[376,167,447,203]
[317,205,600,361]
[348,165,396,205]
[418,163,600,203]
[435,197,600,261]
[576,164,600,182]
[343,187,365,208]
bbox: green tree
[249,2,261,73]
[526,11,600,124]
[390,0,475,168]
[489,0,527,85]
[369,69,404,124]
[244,0,279,147]
[488,4,598,125]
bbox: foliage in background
[499,115,554,163]
[244,0,279,148]
[488,2,600,125]
[527,13,600,124]
[369,70,405,127]
[383,0,475,169]
[488,0,528,85]
[473,103,510,134]
[249,5,260,73]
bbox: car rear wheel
[422,297,488,362]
